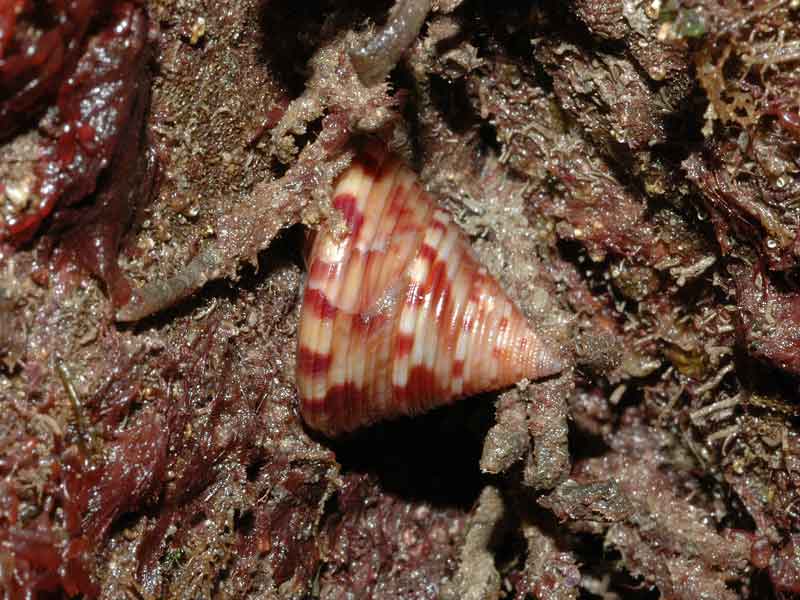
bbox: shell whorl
[297,145,563,436]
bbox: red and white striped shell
[297,144,563,436]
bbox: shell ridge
[353,155,414,429]
[339,312,355,431]
[299,155,380,431]
[358,158,408,310]
[430,261,461,399]
[333,151,396,430]
[360,311,386,427]
[417,247,450,411]
[460,271,484,396]
[370,177,426,306]
[411,268,436,413]
[298,285,327,406]
[493,299,514,387]
[392,278,420,414]
[385,186,435,417]
[439,252,469,397]
[298,147,564,435]
[422,222,459,401]
[479,288,502,390]
[403,199,441,415]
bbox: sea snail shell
[297,144,563,436]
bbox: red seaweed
[770,535,800,594]
[3,416,167,600]
[731,262,800,376]
[0,0,100,141]
[1,2,154,306]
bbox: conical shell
[297,144,563,436]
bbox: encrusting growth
[297,143,563,436]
